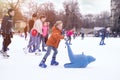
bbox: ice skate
[2,51,10,58]
[51,59,59,66]
[69,43,72,45]
[68,42,72,45]
[103,43,106,45]
[99,42,106,45]
[0,50,3,54]
[39,62,47,68]
[28,47,33,53]
[35,49,42,56]
[35,52,42,56]
[23,47,28,54]
[42,48,47,52]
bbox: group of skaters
[23,14,73,68]
[0,8,72,68]
[0,9,53,67]
[0,9,107,68]
[23,14,49,54]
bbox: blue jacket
[101,29,106,39]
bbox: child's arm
[52,33,64,40]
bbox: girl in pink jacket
[66,29,74,45]
[42,22,49,51]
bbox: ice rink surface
[0,35,120,80]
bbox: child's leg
[67,36,70,43]
[27,34,33,48]
[28,34,32,45]
[25,32,27,39]
[52,47,58,59]
[39,46,52,68]
[99,38,102,45]
[102,38,105,45]
[23,36,34,53]
[51,47,59,65]
[35,34,41,51]
[42,37,46,51]
[43,46,52,60]
[69,36,72,45]
[45,35,48,44]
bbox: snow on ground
[0,35,120,80]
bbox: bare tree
[94,11,110,27]
[22,1,57,27]
[82,11,110,29]
[82,14,94,28]
[0,0,25,20]
[39,2,57,27]
[0,0,5,18]
[63,0,82,30]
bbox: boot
[0,49,4,53]
[3,51,10,58]
[42,47,47,51]
[42,48,47,52]
[39,62,47,68]
[102,41,106,45]
[32,45,36,52]
[38,49,41,52]
[23,47,28,54]
[51,58,59,66]
[39,59,47,68]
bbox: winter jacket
[28,19,34,32]
[46,26,64,48]
[33,19,43,34]
[1,14,13,35]
[66,30,74,36]
[42,26,48,37]
[101,29,106,39]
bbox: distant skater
[99,28,107,45]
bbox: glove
[37,33,40,37]
[10,32,13,38]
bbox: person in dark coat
[28,14,37,33]
[28,14,37,52]
[99,28,107,45]
[81,32,85,40]
[24,25,28,40]
[0,9,15,58]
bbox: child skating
[41,22,49,51]
[66,28,74,45]
[23,28,38,54]
[39,21,64,68]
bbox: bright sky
[80,0,111,14]
[26,0,111,15]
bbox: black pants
[24,32,27,39]
[44,34,48,44]
[67,36,71,44]
[100,37,105,45]
[3,34,11,52]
